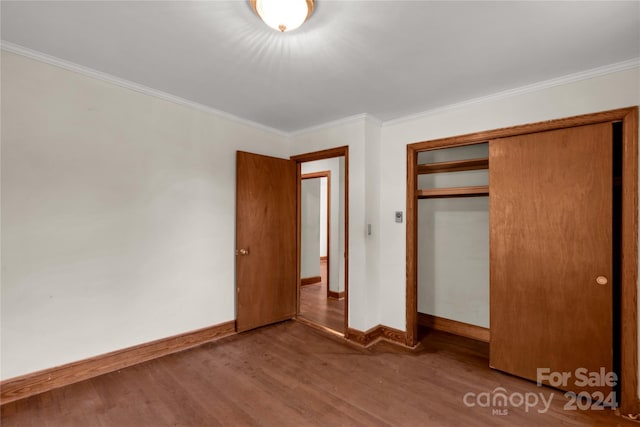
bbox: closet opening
[415,143,490,343]
[405,107,638,414]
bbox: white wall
[418,197,489,327]
[0,51,290,379]
[364,118,382,328]
[302,158,344,293]
[379,66,640,334]
[319,177,328,257]
[300,178,321,278]
[337,157,347,294]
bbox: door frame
[301,171,332,295]
[292,146,349,335]
[405,107,638,414]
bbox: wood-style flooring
[299,260,345,333]
[1,322,635,426]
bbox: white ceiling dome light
[250,0,315,32]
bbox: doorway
[300,171,330,290]
[292,147,349,335]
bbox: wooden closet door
[489,123,613,396]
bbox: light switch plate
[395,211,403,223]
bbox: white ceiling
[2,1,639,133]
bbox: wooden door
[490,123,613,396]
[236,151,297,332]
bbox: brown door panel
[236,151,297,332]
[489,123,613,396]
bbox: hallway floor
[299,260,345,333]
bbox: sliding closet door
[490,123,613,396]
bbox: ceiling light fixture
[250,0,314,33]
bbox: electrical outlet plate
[395,211,403,223]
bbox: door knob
[236,248,249,256]
[596,276,608,285]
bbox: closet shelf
[418,185,489,199]
[417,157,489,174]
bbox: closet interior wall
[417,144,489,330]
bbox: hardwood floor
[299,260,345,333]
[1,322,635,426]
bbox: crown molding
[3,40,637,137]
[383,57,640,128]
[364,113,383,128]
[285,57,640,135]
[290,113,382,137]
[1,41,289,138]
